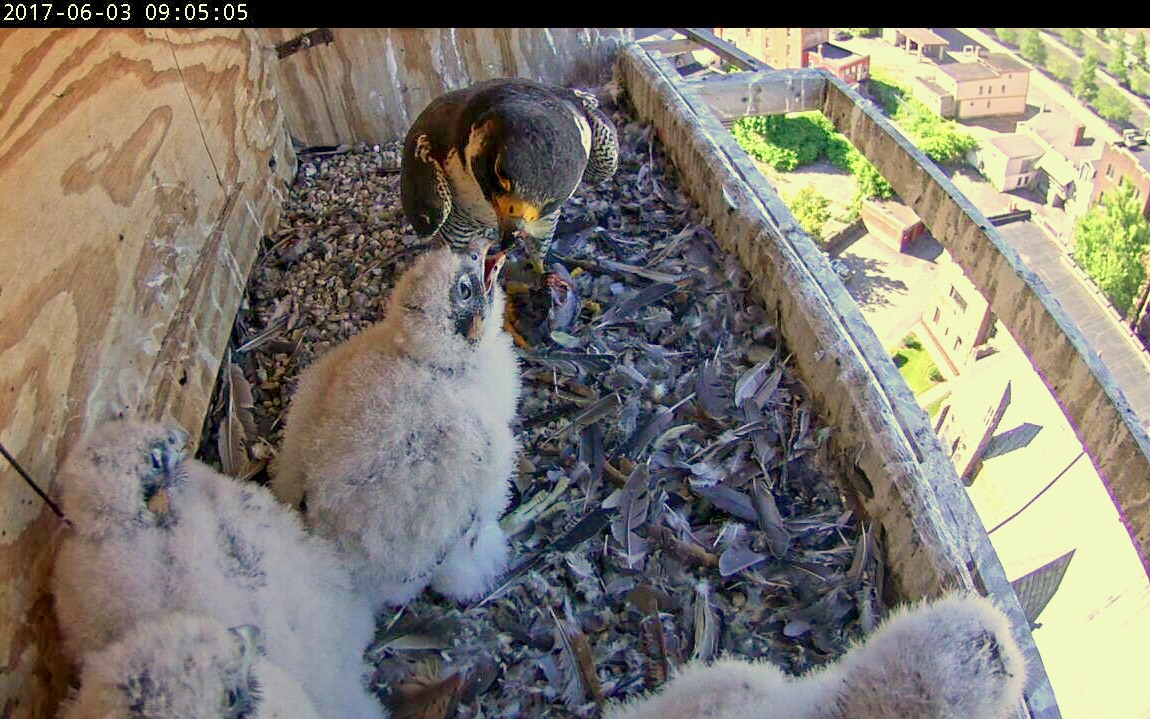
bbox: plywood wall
[0,29,293,716]
[260,27,632,147]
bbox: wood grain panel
[259,28,632,147]
[0,28,291,717]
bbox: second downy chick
[58,612,322,719]
[51,418,387,719]
[272,237,521,608]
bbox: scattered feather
[690,581,720,663]
[218,362,256,477]
[549,605,605,709]
[718,545,768,577]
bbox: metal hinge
[275,28,334,60]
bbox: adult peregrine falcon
[401,77,619,271]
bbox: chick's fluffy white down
[51,418,386,719]
[272,244,521,609]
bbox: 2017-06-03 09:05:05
[1,1,248,22]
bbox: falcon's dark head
[466,102,586,243]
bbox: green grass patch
[731,111,894,210]
[890,333,945,395]
[924,392,950,419]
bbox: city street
[997,221,1150,431]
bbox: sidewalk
[1037,29,1150,130]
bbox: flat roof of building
[1129,142,1150,174]
[915,75,952,98]
[938,61,999,82]
[987,133,1044,159]
[981,53,1029,75]
[938,52,1030,82]
[894,27,949,47]
[863,198,923,227]
[809,42,858,61]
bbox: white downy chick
[51,418,387,719]
[271,237,521,608]
[58,612,321,719]
[605,592,1027,719]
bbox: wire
[0,439,68,521]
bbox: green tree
[1094,86,1133,123]
[1133,32,1148,70]
[994,28,1018,45]
[785,186,832,242]
[1020,29,1047,65]
[1074,51,1100,102]
[1108,39,1130,86]
[1049,56,1075,83]
[1058,28,1083,51]
[1074,178,1150,315]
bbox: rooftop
[809,42,860,62]
[1019,111,1102,164]
[987,133,1044,159]
[893,27,949,47]
[1122,140,1150,174]
[981,53,1029,75]
[914,75,952,98]
[1035,153,1079,187]
[938,61,999,82]
[938,52,1030,82]
[864,197,923,227]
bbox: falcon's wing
[573,89,619,185]
[401,131,453,238]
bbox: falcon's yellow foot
[503,302,531,349]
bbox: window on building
[1002,84,1006,93]
[949,285,968,312]
[1106,163,1114,178]
[988,85,992,95]
[987,101,991,108]
[954,336,963,352]
[979,85,983,95]
[933,308,941,324]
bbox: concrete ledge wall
[820,74,1150,582]
[619,44,1059,718]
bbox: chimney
[1073,124,1085,146]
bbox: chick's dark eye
[457,276,472,301]
[225,689,238,707]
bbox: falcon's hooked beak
[493,194,541,248]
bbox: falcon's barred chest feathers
[401,78,619,265]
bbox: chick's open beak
[484,250,506,293]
